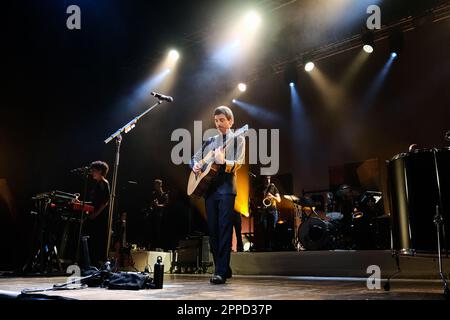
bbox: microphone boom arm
[104,100,163,144]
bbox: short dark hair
[214,106,234,121]
[90,161,109,176]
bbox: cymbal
[283,195,300,202]
[283,195,316,207]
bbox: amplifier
[172,236,212,273]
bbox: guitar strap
[220,135,237,159]
[202,137,214,153]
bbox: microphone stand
[248,172,257,251]
[104,100,165,261]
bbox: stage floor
[0,274,446,300]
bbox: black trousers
[151,211,164,249]
[260,208,278,250]
[84,217,108,267]
[205,193,235,277]
[231,211,244,251]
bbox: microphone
[70,166,90,174]
[151,92,174,102]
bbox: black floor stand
[433,206,449,299]
[384,209,449,299]
[21,200,65,276]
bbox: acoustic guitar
[187,125,248,197]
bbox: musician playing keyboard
[84,161,110,267]
[191,106,245,284]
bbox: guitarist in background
[191,106,245,284]
[149,179,169,250]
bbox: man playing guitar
[191,106,245,284]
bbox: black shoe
[210,275,226,284]
[225,267,232,279]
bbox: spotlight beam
[361,53,397,111]
[290,84,315,193]
[233,99,282,124]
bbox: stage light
[362,31,375,54]
[289,82,295,87]
[243,11,261,31]
[391,52,398,58]
[363,45,374,53]
[168,49,179,61]
[238,83,247,92]
[305,62,315,72]
[232,99,237,104]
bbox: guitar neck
[222,129,245,150]
[222,137,235,151]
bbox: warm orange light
[234,164,249,216]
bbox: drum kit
[283,186,390,251]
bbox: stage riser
[230,251,450,279]
[128,250,450,279]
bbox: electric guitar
[187,125,248,197]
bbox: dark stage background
[1,0,449,268]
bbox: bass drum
[298,217,338,250]
[388,148,450,254]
